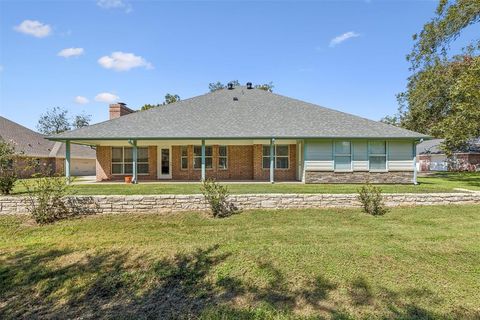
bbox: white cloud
[97,0,132,13]
[58,48,84,58]
[14,20,52,38]
[329,31,360,47]
[98,51,153,71]
[74,96,89,104]
[95,92,119,103]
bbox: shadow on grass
[0,247,478,319]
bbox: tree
[37,107,92,134]
[208,80,274,92]
[164,93,180,105]
[392,0,480,155]
[140,93,181,111]
[72,113,91,129]
[37,107,71,134]
[255,82,274,92]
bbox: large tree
[387,0,480,155]
[37,107,92,135]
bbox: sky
[0,0,446,131]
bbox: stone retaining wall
[1,193,479,215]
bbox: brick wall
[96,146,157,181]
[252,144,297,181]
[13,157,56,178]
[171,145,254,181]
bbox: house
[0,116,96,177]
[48,83,429,184]
[417,138,480,172]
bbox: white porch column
[201,139,206,181]
[129,140,138,184]
[270,138,275,183]
[65,140,71,184]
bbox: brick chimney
[109,102,134,120]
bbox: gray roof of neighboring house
[417,139,444,155]
[417,138,480,155]
[50,87,429,141]
[0,116,95,159]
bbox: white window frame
[180,146,188,170]
[193,145,213,170]
[218,145,228,170]
[111,146,149,175]
[262,144,290,170]
[334,141,352,172]
[368,141,388,172]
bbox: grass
[1,205,479,319]
[9,172,480,195]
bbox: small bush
[357,183,388,216]
[23,176,70,224]
[201,178,239,218]
[0,141,18,195]
[0,170,17,195]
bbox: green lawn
[1,206,479,319]
[10,172,480,195]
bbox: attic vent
[233,97,239,101]
[227,82,234,90]
[246,82,253,89]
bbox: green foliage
[72,113,92,129]
[23,176,70,224]
[357,184,388,216]
[407,0,480,70]
[200,178,239,218]
[140,93,181,110]
[390,1,480,155]
[208,80,274,92]
[0,141,18,195]
[254,82,274,92]
[37,107,92,134]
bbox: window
[111,147,149,175]
[193,145,212,169]
[262,145,289,169]
[218,146,228,169]
[180,146,188,170]
[334,141,351,171]
[369,141,387,171]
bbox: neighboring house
[417,138,480,172]
[49,84,429,184]
[0,116,96,177]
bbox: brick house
[0,116,96,178]
[417,139,480,172]
[49,83,429,184]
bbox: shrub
[200,178,239,218]
[357,183,388,216]
[0,171,17,195]
[0,141,18,195]
[23,176,70,224]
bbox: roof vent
[246,82,253,89]
[233,97,239,101]
[227,82,234,90]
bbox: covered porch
[63,139,305,184]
